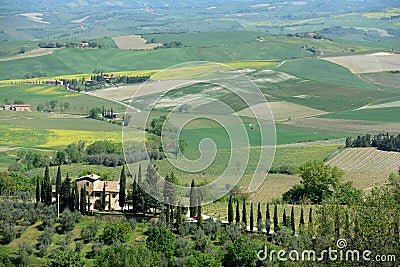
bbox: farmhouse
[2,104,31,112]
[76,174,121,211]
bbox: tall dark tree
[242,199,247,226]
[36,176,41,203]
[189,180,197,217]
[55,166,62,204]
[282,209,287,227]
[41,180,45,204]
[137,164,142,185]
[175,203,183,229]
[102,183,106,211]
[44,166,52,205]
[266,204,271,235]
[257,203,262,225]
[235,200,240,224]
[60,173,71,211]
[80,186,87,215]
[197,197,202,227]
[228,195,234,224]
[69,179,75,211]
[273,205,278,232]
[308,207,313,227]
[290,206,295,234]
[73,181,79,212]
[164,172,178,206]
[299,206,305,227]
[250,203,254,232]
[119,165,126,211]
[144,164,161,214]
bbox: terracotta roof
[93,181,119,193]
[77,173,100,181]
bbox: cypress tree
[266,204,271,235]
[228,195,233,224]
[250,202,254,232]
[170,206,174,226]
[73,181,79,212]
[273,205,278,232]
[102,183,106,211]
[257,203,262,225]
[55,166,62,204]
[189,180,197,217]
[36,176,40,203]
[291,206,295,234]
[299,206,305,227]
[242,199,247,226]
[308,207,313,227]
[44,166,51,205]
[61,173,71,211]
[235,200,240,224]
[197,197,202,227]
[69,178,75,212]
[283,209,287,227]
[175,204,183,229]
[41,180,45,204]
[80,186,87,215]
[119,165,126,211]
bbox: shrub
[81,221,98,243]
[101,219,132,245]
[59,209,81,233]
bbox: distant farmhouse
[2,104,31,112]
[76,174,121,211]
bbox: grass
[262,79,397,112]
[319,107,400,123]
[0,84,79,102]
[24,164,124,180]
[277,58,378,89]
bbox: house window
[112,194,116,198]
[95,192,101,197]
[86,182,89,187]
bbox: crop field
[328,148,400,190]
[2,31,394,80]
[323,52,400,73]
[149,144,340,186]
[112,35,163,50]
[263,79,397,112]
[276,58,378,89]
[251,174,302,203]
[0,48,62,62]
[285,117,400,136]
[238,101,327,121]
[24,164,124,180]
[360,72,400,89]
[0,84,78,102]
[320,106,400,123]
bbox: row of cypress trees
[228,195,313,234]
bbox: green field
[1,31,397,80]
[320,107,400,123]
[277,58,377,89]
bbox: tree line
[346,132,400,152]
